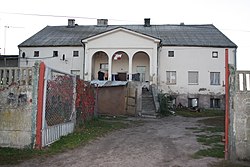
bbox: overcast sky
[0,0,249,70]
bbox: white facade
[19,47,84,77]
[19,27,236,109]
[158,47,236,95]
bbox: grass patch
[176,109,224,117]
[196,134,222,146]
[190,116,225,159]
[194,146,224,158]
[0,118,131,165]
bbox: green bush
[158,93,171,116]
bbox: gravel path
[13,116,220,167]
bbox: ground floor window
[166,71,176,84]
[210,98,221,108]
[188,98,198,108]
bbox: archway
[92,51,109,80]
[132,51,150,82]
[112,51,129,81]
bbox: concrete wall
[0,71,34,148]
[229,70,250,161]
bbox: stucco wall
[158,46,236,108]
[19,46,84,78]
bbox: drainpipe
[156,42,162,87]
[81,41,86,80]
[225,48,229,160]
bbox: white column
[108,55,112,80]
[128,55,133,81]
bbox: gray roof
[19,24,237,48]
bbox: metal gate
[40,64,76,147]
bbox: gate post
[225,48,229,159]
[35,62,45,149]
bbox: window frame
[188,71,199,85]
[210,72,220,85]
[34,51,39,57]
[73,51,79,57]
[212,51,218,58]
[166,71,177,85]
[53,51,58,57]
[210,98,221,108]
[100,63,108,71]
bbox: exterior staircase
[141,86,158,118]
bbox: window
[168,51,174,57]
[188,71,198,84]
[210,98,220,108]
[73,51,79,57]
[212,51,218,58]
[210,72,220,85]
[34,51,39,57]
[53,51,58,57]
[100,63,108,70]
[188,98,198,108]
[166,71,176,84]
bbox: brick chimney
[68,19,75,27]
[97,19,108,26]
[144,18,151,27]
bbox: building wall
[19,46,84,77]
[158,46,236,108]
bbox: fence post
[225,48,229,159]
[35,62,45,149]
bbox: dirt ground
[14,116,221,167]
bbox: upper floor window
[210,72,220,85]
[212,51,218,58]
[73,51,79,57]
[168,51,174,57]
[166,71,176,84]
[188,71,199,85]
[34,51,39,57]
[53,51,58,57]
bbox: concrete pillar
[108,55,112,81]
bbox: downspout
[157,42,162,87]
[234,48,237,70]
[225,48,229,160]
[81,41,86,80]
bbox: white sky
[0,0,250,70]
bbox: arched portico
[92,51,109,80]
[132,51,150,82]
[111,51,129,81]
